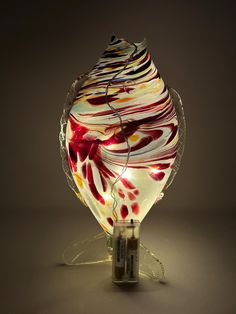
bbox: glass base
[63,232,165,282]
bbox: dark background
[1,1,236,313]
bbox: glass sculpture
[59,36,185,281]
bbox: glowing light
[121,169,132,179]
[103,194,112,201]
[150,167,161,174]
[104,142,116,149]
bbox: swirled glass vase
[59,36,186,281]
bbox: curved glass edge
[164,87,186,191]
[59,74,89,206]
[62,232,165,282]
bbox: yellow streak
[115,97,132,103]
[129,134,139,142]
[74,173,84,189]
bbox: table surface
[1,208,235,314]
